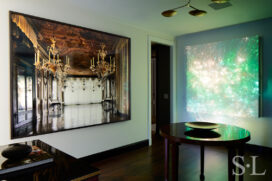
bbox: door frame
[147,36,176,145]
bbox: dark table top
[0,140,99,181]
[160,122,251,146]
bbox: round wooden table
[160,122,251,181]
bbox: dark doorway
[151,43,171,135]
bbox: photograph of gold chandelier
[90,43,116,79]
[34,38,70,79]
[161,0,207,17]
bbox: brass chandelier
[90,43,116,79]
[34,38,70,79]
[162,0,207,17]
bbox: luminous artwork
[10,12,131,139]
[186,36,259,118]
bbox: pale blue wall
[176,18,272,147]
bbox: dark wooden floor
[90,135,271,181]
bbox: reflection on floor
[14,103,129,137]
[64,104,108,129]
[89,135,272,181]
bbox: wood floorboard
[89,135,271,181]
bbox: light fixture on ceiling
[212,0,230,3]
[161,0,207,17]
[34,37,70,80]
[89,43,116,79]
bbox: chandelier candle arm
[34,51,37,64]
[66,56,70,65]
[49,51,51,63]
[113,58,116,68]
[37,50,40,64]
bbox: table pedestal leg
[171,143,179,181]
[164,138,169,181]
[238,145,245,181]
[200,145,205,181]
[228,147,236,181]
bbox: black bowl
[1,144,32,160]
[185,130,221,139]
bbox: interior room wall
[0,0,173,158]
[176,18,272,148]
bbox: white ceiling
[66,0,272,37]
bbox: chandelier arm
[171,0,193,10]
[172,3,189,10]
[189,5,198,10]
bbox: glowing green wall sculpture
[186,36,259,118]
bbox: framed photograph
[10,11,131,139]
[186,36,260,118]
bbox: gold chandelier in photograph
[90,43,116,79]
[34,38,70,79]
